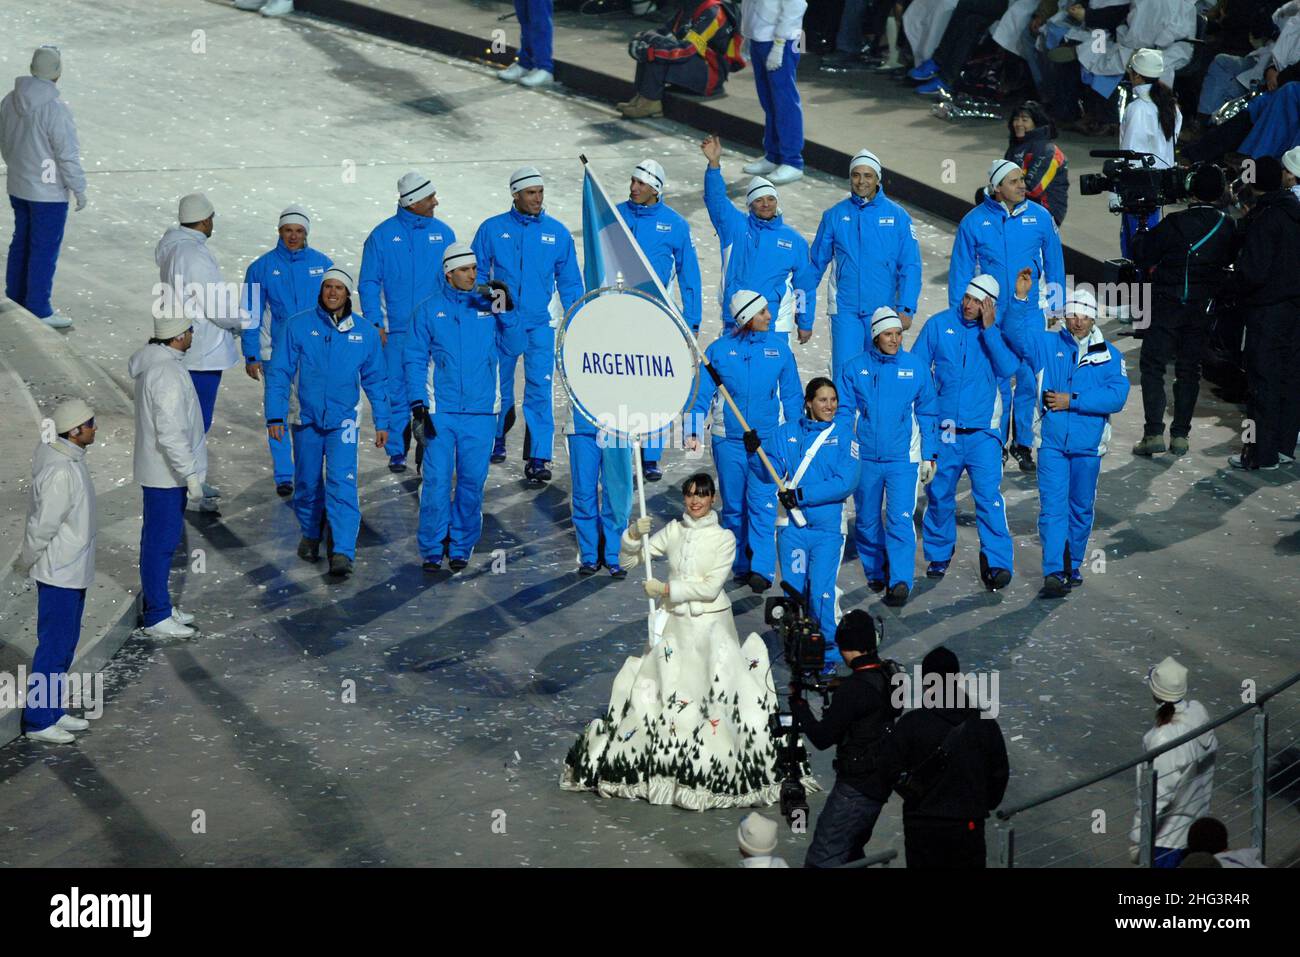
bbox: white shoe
[261,0,293,16]
[519,69,554,88]
[171,607,196,625]
[26,725,76,744]
[767,164,804,185]
[56,715,90,732]
[743,158,778,175]
[499,62,527,82]
[143,617,196,639]
[1280,452,1296,465]
[233,0,265,9]
[38,312,73,329]
[202,483,222,498]
[199,496,221,513]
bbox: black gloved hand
[778,488,799,511]
[411,403,435,446]
[743,429,761,454]
[476,280,514,313]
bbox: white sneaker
[38,312,73,329]
[143,617,196,639]
[26,725,75,744]
[56,715,90,732]
[519,69,554,88]
[1280,452,1296,465]
[172,607,196,625]
[743,158,778,175]
[234,0,265,9]
[202,482,222,498]
[767,164,804,185]
[200,496,221,513]
[499,62,527,82]
[260,0,293,16]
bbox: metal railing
[995,671,1300,867]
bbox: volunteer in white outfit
[738,812,790,867]
[740,0,808,185]
[17,399,97,744]
[1129,656,1218,868]
[1117,49,1182,257]
[127,314,209,640]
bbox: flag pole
[632,437,658,647]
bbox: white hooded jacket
[1129,699,1218,850]
[20,438,96,589]
[155,226,247,372]
[741,0,807,42]
[620,510,737,618]
[0,76,86,204]
[129,343,208,488]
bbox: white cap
[509,166,544,193]
[966,274,999,303]
[989,159,1020,189]
[52,398,93,435]
[746,176,778,205]
[632,158,666,194]
[737,813,779,856]
[1283,146,1300,178]
[1130,48,1164,80]
[178,193,214,224]
[278,204,311,233]
[850,149,882,178]
[397,171,436,207]
[1063,287,1098,320]
[442,241,477,273]
[321,267,354,292]
[1147,656,1187,702]
[154,315,192,341]
[730,290,767,326]
[31,46,61,81]
[871,306,902,339]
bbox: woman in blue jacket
[1003,267,1131,597]
[688,289,802,592]
[752,376,860,664]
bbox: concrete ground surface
[0,0,1297,868]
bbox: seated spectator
[1193,1,1298,126]
[1005,100,1069,224]
[1184,816,1268,867]
[1185,78,1300,161]
[991,0,1058,96]
[905,0,963,81]
[737,812,789,867]
[617,0,744,119]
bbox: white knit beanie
[178,193,214,224]
[871,306,902,338]
[989,159,1020,189]
[632,158,666,194]
[966,274,1000,303]
[154,315,192,341]
[52,398,94,435]
[30,46,61,81]
[746,177,778,205]
[442,242,477,273]
[510,166,545,193]
[397,171,436,208]
[1129,48,1164,81]
[730,290,767,326]
[278,204,311,233]
[321,267,355,292]
[850,149,882,178]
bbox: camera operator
[1130,165,1238,458]
[790,610,901,868]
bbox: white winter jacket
[155,226,247,372]
[741,0,807,42]
[0,76,86,204]
[20,439,96,589]
[129,343,208,488]
[620,510,737,617]
[1129,699,1218,850]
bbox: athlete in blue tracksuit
[471,166,584,484]
[949,161,1066,466]
[404,244,518,571]
[266,268,390,578]
[836,308,940,605]
[911,274,1021,589]
[688,290,802,589]
[566,414,635,577]
[1002,269,1130,596]
[751,377,859,661]
[811,150,923,377]
[358,172,454,472]
[700,135,818,337]
[241,205,331,492]
[617,158,703,481]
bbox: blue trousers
[805,782,885,868]
[497,319,556,462]
[568,434,633,567]
[855,459,921,589]
[419,412,494,560]
[1035,447,1101,577]
[922,429,1014,572]
[1001,360,1038,447]
[5,195,68,319]
[1154,847,1186,869]
[750,40,804,168]
[713,437,777,579]
[264,377,294,484]
[292,424,360,558]
[1121,209,1161,259]
[188,369,222,434]
[140,486,188,627]
[24,583,87,732]
[1198,54,1252,116]
[515,0,554,73]
[778,524,845,656]
[830,312,871,379]
[381,331,410,458]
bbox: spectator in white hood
[17,398,98,744]
[0,46,87,329]
[128,315,210,640]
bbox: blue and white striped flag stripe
[581,165,676,308]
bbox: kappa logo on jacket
[501,232,511,239]
[272,269,281,276]
[392,236,402,242]
[310,330,320,336]
[842,215,851,222]
[981,220,992,227]
[436,311,446,318]
[945,328,956,335]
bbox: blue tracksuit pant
[5,196,68,319]
[188,370,222,433]
[750,39,804,169]
[830,313,871,380]
[497,318,556,462]
[140,485,187,627]
[922,429,1014,573]
[292,424,361,559]
[382,331,410,459]
[1001,362,1039,447]
[24,583,87,732]
[264,378,294,484]
[778,524,846,659]
[515,0,554,72]
[568,434,633,567]
[855,459,921,589]
[713,437,778,579]
[419,411,495,560]
[1036,447,1101,577]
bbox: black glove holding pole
[743,429,761,454]
[411,403,435,446]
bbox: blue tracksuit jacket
[908,308,1021,432]
[689,329,802,439]
[358,207,456,334]
[835,345,940,463]
[471,206,584,325]
[240,241,333,362]
[949,191,1066,320]
[811,189,923,319]
[617,198,703,333]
